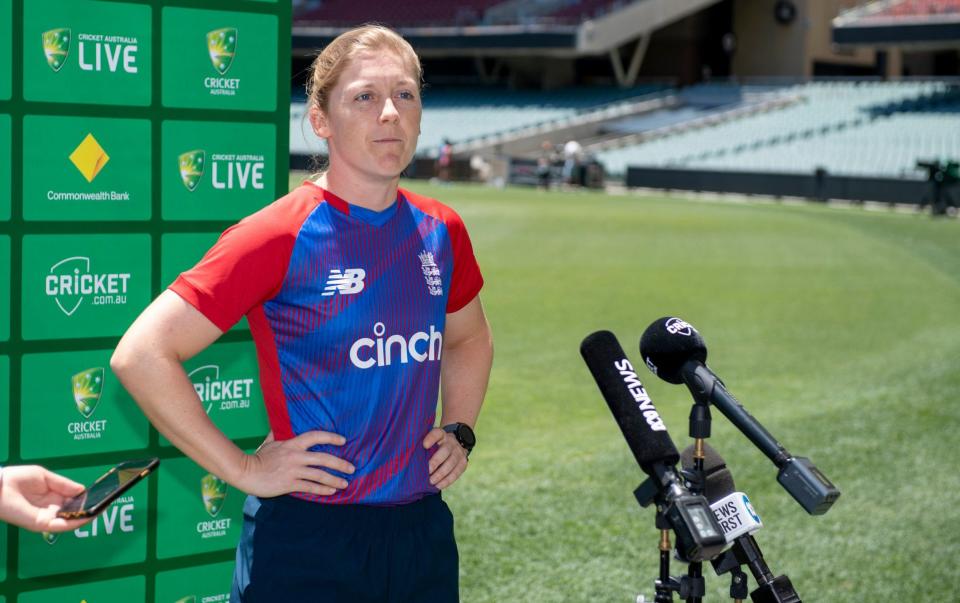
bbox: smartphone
[56,458,159,519]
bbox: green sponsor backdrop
[3,0,290,597]
[155,560,234,603]
[0,356,8,463]
[161,7,278,111]
[20,349,150,459]
[161,232,249,331]
[156,456,245,559]
[1,236,8,341]
[0,115,10,220]
[162,120,276,220]
[18,464,149,578]
[21,234,151,340]
[19,575,145,603]
[23,0,151,106]
[23,115,152,221]
[0,518,5,582]
[161,341,267,446]
[0,0,11,100]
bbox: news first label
[162,120,276,220]
[19,349,150,460]
[155,561,235,603]
[156,456,245,559]
[21,234,151,340]
[161,7,277,111]
[23,0,151,106]
[22,115,151,221]
[160,341,268,445]
[18,464,148,578]
[17,575,145,603]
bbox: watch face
[456,424,476,449]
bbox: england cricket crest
[178,150,205,192]
[72,367,105,418]
[201,473,227,517]
[207,28,237,75]
[42,28,71,72]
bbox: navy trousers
[232,494,459,602]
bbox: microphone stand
[683,389,803,603]
[685,401,712,603]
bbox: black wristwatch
[442,423,476,458]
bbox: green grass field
[297,176,960,601]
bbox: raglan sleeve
[168,216,293,332]
[445,210,484,314]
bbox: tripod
[638,399,802,602]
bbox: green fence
[0,0,291,599]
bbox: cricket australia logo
[42,531,59,545]
[207,28,237,75]
[73,367,105,418]
[42,28,71,72]
[201,474,228,517]
[322,268,366,297]
[418,251,443,297]
[178,150,205,192]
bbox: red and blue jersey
[170,182,483,505]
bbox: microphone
[681,444,803,603]
[580,330,726,563]
[641,317,840,515]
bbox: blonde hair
[306,24,422,114]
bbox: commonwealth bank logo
[69,134,110,183]
[42,531,58,545]
[201,473,228,517]
[73,367,105,418]
[42,28,71,72]
[178,150,205,192]
[207,28,237,75]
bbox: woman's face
[313,49,422,184]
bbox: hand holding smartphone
[56,458,159,520]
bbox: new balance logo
[322,268,366,297]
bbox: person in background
[111,24,493,602]
[562,138,583,187]
[0,465,91,533]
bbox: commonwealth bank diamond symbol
[42,28,71,72]
[201,473,228,518]
[69,134,110,183]
[207,28,237,75]
[72,367,105,419]
[179,150,205,192]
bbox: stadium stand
[595,80,959,179]
[290,84,671,160]
[293,0,507,27]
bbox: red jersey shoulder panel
[169,184,325,332]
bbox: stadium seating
[595,80,960,179]
[417,85,670,154]
[293,0,505,27]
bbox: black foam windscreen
[581,330,680,475]
[640,317,708,384]
[680,442,736,502]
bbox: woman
[112,25,493,602]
